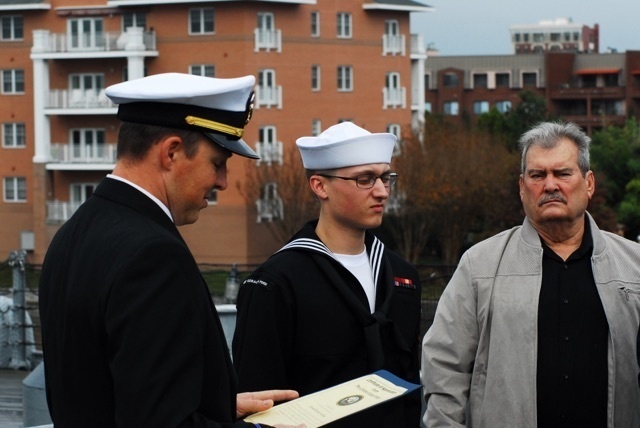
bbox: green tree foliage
[590,119,640,238]
[619,178,640,240]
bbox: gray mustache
[538,193,567,206]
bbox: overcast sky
[410,0,640,56]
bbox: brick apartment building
[0,0,432,265]
[424,50,640,134]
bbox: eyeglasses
[317,172,398,189]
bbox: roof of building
[363,0,434,12]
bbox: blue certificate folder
[245,370,421,427]
[374,369,422,393]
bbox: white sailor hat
[296,121,396,170]
[105,73,259,159]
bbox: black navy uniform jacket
[39,177,258,428]
[233,220,422,427]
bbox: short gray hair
[518,122,591,175]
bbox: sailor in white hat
[233,121,423,427]
[106,72,259,159]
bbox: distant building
[0,0,433,265]
[509,18,599,54]
[424,51,640,134]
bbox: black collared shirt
[537,220,609,428]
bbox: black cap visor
[204,132,259,159]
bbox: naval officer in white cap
[233,121,423,427]
[39,73,302,428]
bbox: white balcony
[410,34,426,59]
[46,201,82,222]
[31,28,157,59]
[256,141,283,166]
[255,85,282,109]
[382,34,405,56]
[254,28,282,52]
[383,87,406,109]
[50,143,117,164]
[45,89,116,112]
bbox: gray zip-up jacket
[422,213,640,428]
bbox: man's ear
[309,175,328,200]
[159,135,183,170]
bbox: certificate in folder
[244,370,421,428]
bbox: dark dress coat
[39,177,257,428]
[233,220,422,427]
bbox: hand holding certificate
[244,370,421,428]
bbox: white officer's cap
[105,73,259,159]
[296,122,396,170]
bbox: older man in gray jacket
[422,122,640,428]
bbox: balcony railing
[256,197,284,223]
[256,141,283,166]
[410,34,425,57]
[383,87,406,109]
[46,89,115,110]
[382,34,405,56]
[50,143,117,163]
[32,27,156,54]
[255,85,282,109]
[46,201,82,222]
[254,28,281,52]
[550,83,625,98]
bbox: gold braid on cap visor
[185,116,244,138]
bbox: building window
[311,65,321,91]
[70,129,106,161]
[523,33,530,42]
[424,102,432,113]
[496,100,512,113]
[190,8,214,34]
[311,11,320,37]
[387,123,402,155]
[311,119,322,136]
[496,73,510,88]
[514,33,521,42]
[424,74,430,90]
[443,101,459,116]
[443,72,458,88]
[522,72,538,87]
[337,66,353,91]
[383,19,403,55]
[337,12,352,38]
[384,72,404,108]
[256,125,282,166]
[573,32,579,41]
[190,64,215,77]
[473,101,490,115]
[473,73,488,89]
[1,69,24,94]
[1,16,23,40]
[68,18,104,49]
[255,11,279,51]
[122,12,146,30]
[207,190,218,204]
[2,123,25,148]
[256,69,281,108]
[256,182,284,223]
[3,177,26,202]
[70,183,96,207]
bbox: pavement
[0,368,28,428]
